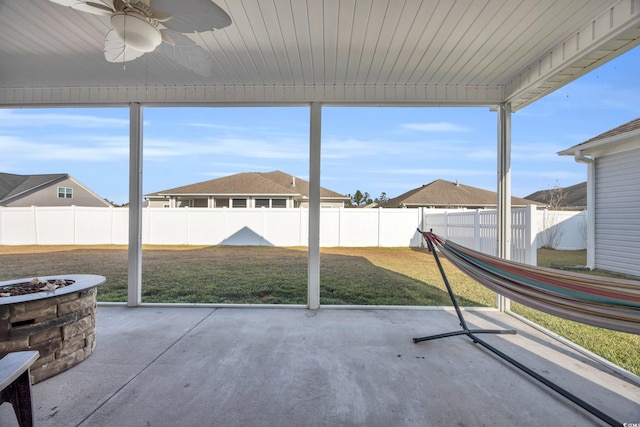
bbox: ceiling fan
[48,0,231,77]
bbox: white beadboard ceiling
[1,0,640,109]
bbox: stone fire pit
[0,274,105,383]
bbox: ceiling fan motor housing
[111,12,161,52]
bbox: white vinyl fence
[535,209,587,251]
[423,206,538,264]
[0,206,423,247]
[424,207,587,264]
[0,206,586,263]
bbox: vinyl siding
[594,147,640,277]
[3,177,109,207]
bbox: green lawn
[0,245,637,375]
[518,248,640,376]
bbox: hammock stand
[413,229,622,427]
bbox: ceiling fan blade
[151,0,231,32]
[85,1,115,13]
[48,0,114,16]
[157,30,213,77]
[161,31,175,46]
[104,29,146,63]
[152,10,173,22]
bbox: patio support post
[308,102,322,309]
[127,102,143,307]
[496,102,512,311]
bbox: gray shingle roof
[580,117,640,146]
[559,117,640,155]
[524,182,586,209]
[146,170,348,199]
[0,172,67,202]
[379,179,541,208]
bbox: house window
[215,198,229,208]
[255,198,269,208]
[57,187,73,199]
[272,199,286,208]
[232,198,247,208]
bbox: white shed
[559,118,640,277]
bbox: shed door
[594,147,640,277]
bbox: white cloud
[0,135,129,162]
[515,169,585,180]
[0,109,128,128]
[184,122,250,132]
[401,122,469,132]
[466,149,496,160]
[376,167,495,177]
[511,142,571,161]
[143,136,308,161]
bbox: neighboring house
[559,117,640,278]
[145,170,350,208]
[0,172,111,207]
[378,179,541,209]
[525,182,587,210]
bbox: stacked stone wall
[0,287,97,383]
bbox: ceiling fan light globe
[111,13,161,53]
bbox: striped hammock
[421,232,640,335]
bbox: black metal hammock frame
[413,229,626,427]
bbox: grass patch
[0,245,637,375]
[0,245,492,306]
[520,248,640,376]
[537,248,587,268]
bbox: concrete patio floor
[1,306,639,427]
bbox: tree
[540,182,567,249]
[347,190,376,207]
[544,183,567,210]
[374,192,388,203]
[351,190,366,206]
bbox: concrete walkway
[1,306,639,426]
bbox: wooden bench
[0,351,39,427]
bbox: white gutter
[573,150,593,164]
[573,150,595,269]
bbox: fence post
[32,205,38,245]
[185,207,190,245]
[377,207,382,247]
[525,205,537,266]
[299,207,304,246]
[109,206,114,245]
[338,207,343,247]
[474,209,480,251]
[444,212,449,239]
[72,205,77,245]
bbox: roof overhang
[150,193,301,197]
[559,127,640,158]
[1,0,640,110]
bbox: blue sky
[1,46,639,206]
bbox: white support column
[127,103,143,307]
[496,102,512,311]
[308,102,322,309]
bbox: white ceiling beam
[0,84,503,106]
